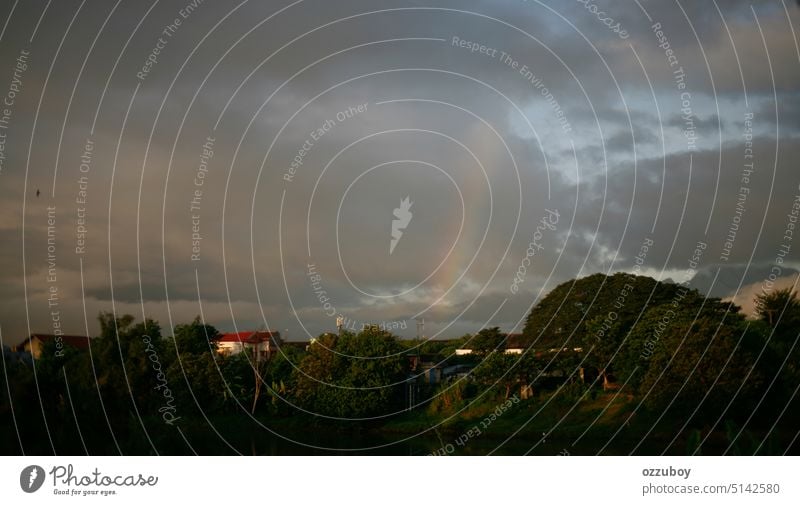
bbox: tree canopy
[522,273,684,350]
[293,327,409,418]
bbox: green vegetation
[1,274,798,455]
[293,328,408,418]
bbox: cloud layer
[0,0,799,343]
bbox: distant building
[3,344,32,364]
[281,340,311,352]
[414,359,476,385]
[420,362,442,384]
[14,334,91,359]
[455,332,529,355]
[441,363,474,380]
[504,333,526,354]
[547,347,584,353]
[214,331,281,361]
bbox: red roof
[216,331,280,344]
[30,334,91,349]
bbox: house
[15,334,91,359]
[415,361,476,384]
[455,332,529,355]
[504,333,527,354]
[420,362,442,384]
[3,345,32,364]
[408,353,439,372]
[441,363,474,380]
[281,340,311,352]
[214,331,281,361]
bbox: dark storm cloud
[0,0,798,342]
[666,113,722,134]
[760,91,800,132]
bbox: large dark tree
[522,273,683,351]
[635,308,762,415]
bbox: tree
[523,274,688,390]
[636,307,761,415]
[523,273,683,351]
[292,333,341,414]
[580,314,625,389]
[166,350,226,414]
[172,316,219,355]
[752,287,800,403]
[293,328,409,418]
[263,346,303,415]
[754,287,800,327]
[93,312,165,417]
[468,327,506,355]
[472,351,523,399]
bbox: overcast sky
[1,0,799,342]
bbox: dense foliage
[1,275,798,454]
[293,328,409,418]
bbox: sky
[0,0,799,343]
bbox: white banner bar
[1,456,797,504]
